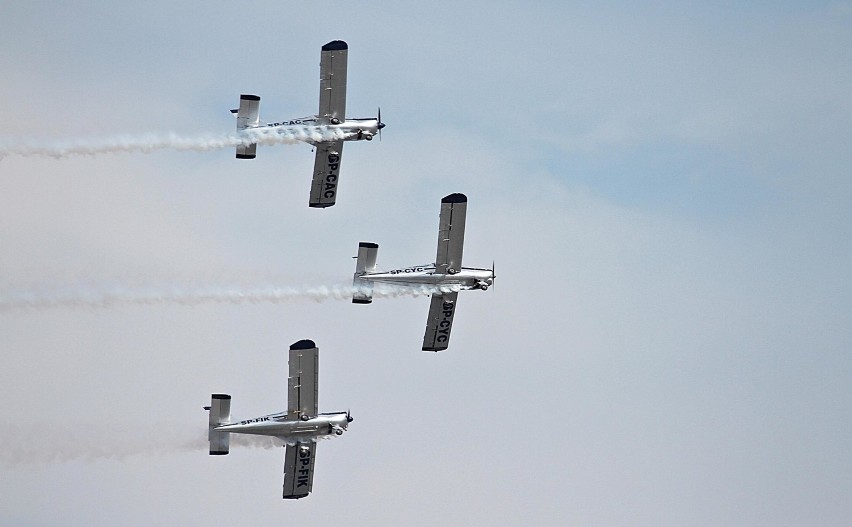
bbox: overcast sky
[1,2,850,526]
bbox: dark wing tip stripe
[322,40,348,51]
[290,339,316,350]
[441,193,467,203]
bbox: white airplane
[351,193,495,351]
[231,40,385,208]
[205,339,353,499]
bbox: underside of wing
[318,40,348,123]
[309,141,344,208]
[435,193,467,274]
[282,442,317,499]
[288,340,318,419]
[422,291,459,352]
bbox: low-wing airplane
[351,193,495,352]
[205,339,353,499]
[231,40,385,208]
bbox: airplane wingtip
[442,193,467,204]
[322,40,348,51]
[290,339,317,350]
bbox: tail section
[208,394,232,455]
[235,94,260,159]
[352,242,378,304]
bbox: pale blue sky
[1,2,850,526]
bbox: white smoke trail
[0,126,345,159]
[0,422,298,467]
[0,282,458,313]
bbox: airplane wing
[288,340,318,419]
[282,442,317,499]
[422,291,459,352]
[309,141,344,208]
[318,40,348,123]
[434,193,467,274]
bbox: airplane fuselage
[214,411,351,440]
[246,116,383,142]
[361,265,494,290]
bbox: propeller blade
[377,107,384,141]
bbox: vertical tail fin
[235,94,260,159]
[352,242,378,304]
[208,394,232,455]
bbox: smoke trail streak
[0,282,458,313]
[0,423,312,467]
[0,126,345,159]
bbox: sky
[1,1,850,526]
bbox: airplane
[351,193,495,352]
[205,339,353,499]
[231,40,385,208]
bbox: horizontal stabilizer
[208,394,231,455]
[353,242,378,304]
[235,94,260,159]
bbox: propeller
[346,409,354,423]
[491,260,496,290]
[377,107,385,141]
